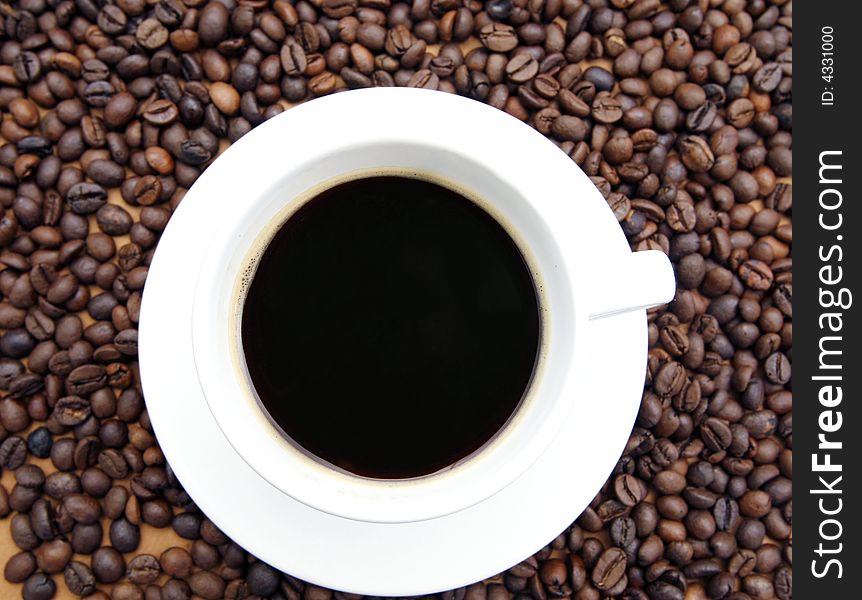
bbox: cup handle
[588,250,676,320]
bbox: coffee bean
[73,437,102,471]
[63,493,102,524]
[64,560,97,596]
[551,116,587,142]
[172,511,202,539]
[178,140,213,166]
[609,516,636,548]
[614,474,647,506]
[0,329,35,359]
[27,427,53,458]
[160,547,193,578]
[42,467,76,499]
[1,396,31,430]
[189,570,226,599]
[14,52,42,83]
[53,396,91,426]
[161,578,191,600]
[126,554,161,585]
[20,490,49,541]
[686,102,717,133]
[5,551,37,583]
[308,72,338,96]
[592,94,623,123]
[99,448,130,479]
[0,436,27,469]
[738,260,774,291]
[210,82,241,116]
[714,497,741,532]
[22,572,56,600]
[96,205,134,236]
[592,547,627,592]
[654,361,686,397]
[109,518,140,553]
[92,546,125,583]
[774,565,791,600]
[10,512,38,551]
[701,417,732,451]
[128,175,162,207]
[407,69,439,90]
[137,18,169,50]
[479,23,518,52]
[654,470,687,495]
[506,55,538,84]
[246,561,280,596]
[34,539,72,574]
[190,540,220,570]
[679,135,714,172]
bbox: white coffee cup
[165,88,674,526]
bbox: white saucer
[139,111,648,597]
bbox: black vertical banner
[795,2,860,597]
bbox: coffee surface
[241,176,541,479]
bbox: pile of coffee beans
[0,0,791,598]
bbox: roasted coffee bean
[774,565,792,600]
[130,176,162,207]
[14,52,42,83]
[65,560,97,596]
[92,546,125,584]
[73,437,102,471]
[66,364,107,395]
[654,361,686,397]
[99,448,130,479]
[188,570,226,599]
[43,470,79,500]
[127,554,161,585]
[22,572,56,600]
[103,95,138,130]
[34,539,72,574]
[0,436,27,469]
[592,547,627,592]
[679,135,714,172]
[81,467,111,497]
[178,140,212,166]
[10,512,39,551]
[172,512,202,539]
[27,427,53,458]
[142,99,180,127]
[5,551,37,583]
[53,396,91,426]
[110,517,141,553]
[701,417,732,451]
[141,499,173,527]
[96,205,133,236]
[506,55,539,84]
[63,493,101,524]
[714,497,741,532]
[66,182,107,216]
[246,561,279,596]
[479,24,518,52]
[188,540,219,570]
[592,95,623,123]
[160,547,193,579]
[614,474,647,506]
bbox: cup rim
[187,88,622,523]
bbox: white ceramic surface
[140,88,674,595]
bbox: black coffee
[241,176,540,479]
